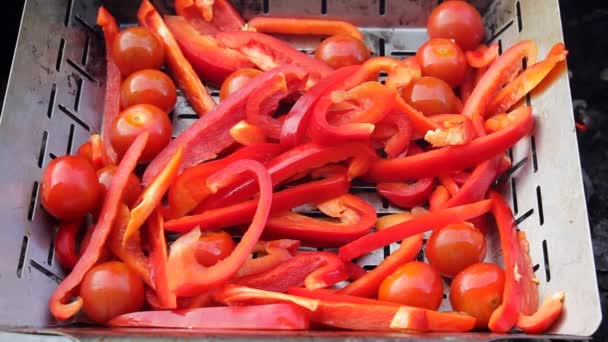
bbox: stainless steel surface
[0,0,600,339]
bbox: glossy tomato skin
[450,262,505,329]
[120,69,177,113]
[426,223,487,277]
[112,27,164,76]
[417,38,467,87]
[219,68,262,100]
[427,0,484,51]
[41,156,101,220]
[402,76,459,115]
[315,35,370,69]
[194,230,236,267]
[378,261,443,310]
[97,165,143,208]
[110,104,172,163]
[80,261,145,323]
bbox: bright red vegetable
[236,239,299,278]
[517,292,565,334]
[417,38,467,87]
[54,221,82,271]
[112,27,164,76]
[377,178,435,208]
[314,35,370,69]
[466,44,499,69]
[426,223,487,277]
[427,0,484,51]
[248,17,363,41]
[120,69,177,112]
[174,0,245,33]
[378,261,444,310]
[221,68,263,100]
[146,210,176,309]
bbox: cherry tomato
[194,230,236,267]
[402,76,459,115]
[426,223,487,277]
[80,224,112,263]
[120,69,177,113]
[112,27,164,76]
[80,261,145,323]
[450,262,505,328]
[427,0,484,51]
[315,35,370,69]
[220,68,262,100]
[97,165,143,208]
[41,156,101,220]
[110,104,172,163]
[417,38,467,87]
[378,261,443,310]
[54,221,81,271]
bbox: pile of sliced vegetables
[41,0,567,334]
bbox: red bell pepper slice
[246,71,307,139]
[138,0,216,117]
[517,291,565,334]
[97,7,120,163]
[165,173,349,233]
[229,120,267,145]
[166,143,283,219]
[429,185,451,211]
[234,251,348,292]
[289,287,397,306]
[146,209,177,309]
[89,134,114,169]
[124,146,183,245]
[425,114,477,147]
[197,142,375,211]
[487,43,568,116]
[141,64,307,185]
[167,160,272,296]
[463,40,538,136]
[235,239,299,278]
[215,285,430,332]
[339,199,493,260]
[49,133,148,321]
[109,203,153,286]
[108,303,310,330]
[215,30,333,85]
[339,234,423,298]
[366,106,533,182]
[385,58,422,90]
[460,67,476,104]
[264,194,376,247]
[344,261,367,281]
[164,15,255,85]
[488,191,540,333]
[438,175,459,196]
[174,0,245,33]
[377,178,434,208]
[438,158,499,210]
[309,81,396,145]
[281,66,360,148]
[247,17,363,40]
[374,111,413,158]
[466,43,499,68]
[54,220,82,271]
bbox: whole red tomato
[112,27,164,76]
[417,38,467,87]
[450,262,505,328]
[80,261,145,323]
[402,76,459,115]
[41,155,101,220]
[427,0,484,51]
[194,230,236,267]
[120,69,177,113]
[315,35,370,69]
[426,223,487,277]
[220,68,262,100]
[378,261,443,310]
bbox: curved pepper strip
[460,67,476,104]
[215,30,333,86]
[54,220,82,271]
[339,234,423,298]
[97,7,120,163]
[264,194,376,248]
[165,173,349,233]
[488,191,540,332]
[123,146,183,245]
[230,120,267,145]
[377,178,434,209]
[142,65,307,185]
[339,199,493,260]
[309,81,396,145]
[463,40,538,136]
[147,209,177,309]
[236,239,300,278]
[109,203,153,286]
[49,133,148,321]
[429,185,451,211]
[168,160,272,296]
[487,43,568,116]
[246,72,307,139]
[175,0,244,33]
[425,114,477,147]
[281,66,360,148]
[166,143,283,219]
[164,15,255,85]
[197,142,375,211]
[517,291,564,334]
[375,111,413,158]
[366,106,533,182]
[385,58,422,90]
[138,0,216,117]
[438,157,499,210]
[234,252,348,292]
[89,134,114,169]
[108,303,310,330]
[438,175,459,197]
[466,43,499,68]
[247,17,363,40]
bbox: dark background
[0,0,606,339]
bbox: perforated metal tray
[0,0,600,340]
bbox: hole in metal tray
[542,240,551,282]
[536,186,544,226]
[516,1,522,32]
[515,208,534,225]
[27,182,39,222]
[47,83,57,118]
[48,226,57,266]
[263,0,269,14]
[64,0,73,27]
[321,0,327,15]
[56,38,65,72]
[75,16,102,38]
[37,131,48,168]
[74,77,83,111]
[49,153,58,160]
[66,124,75,155]
[379,0,385,16]
[390,51,416,57]
[497,39,503,55]
[487,21,513,44]
[67,59,96,83]
[530,135,538,172]
[510,177,518,214]
[16,235,29,278]
[82,34,90,66]
[177,113,199,120]
[378,38,385,56]
[58,104,90,131]
[363,265,377,271]
[30,260,62,284]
